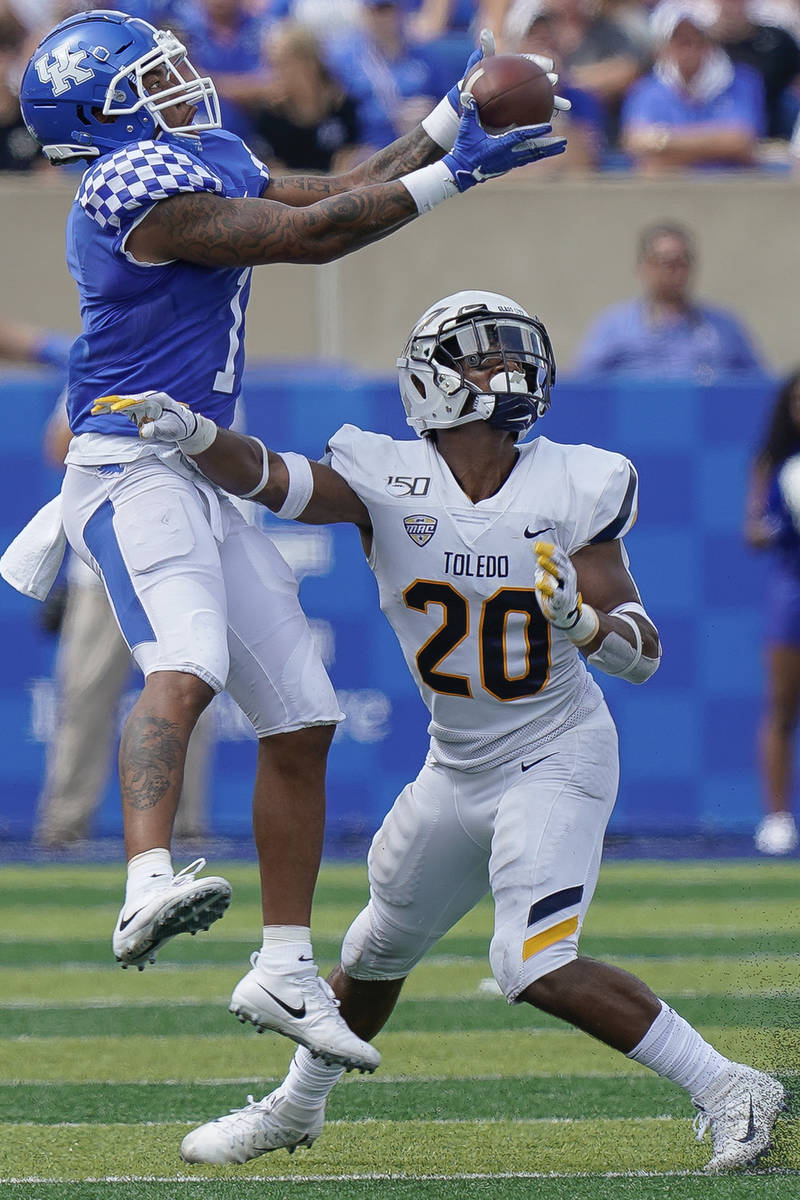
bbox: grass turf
[0,858,797,1196]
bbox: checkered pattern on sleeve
[242,141,271,190]
[78,141,224,231]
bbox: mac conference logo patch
[404,514,437,546]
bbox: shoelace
[693,1087,754,1150]
[317,977,343,1010]
[228,1094,268,1116]
[172,858,206,885]
[693,1107,711,1143]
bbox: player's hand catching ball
[444,95,565,191]
[533,541,599,645]
[91,391,217,455]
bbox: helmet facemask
[398,303,556,439]
[103,30,220,137]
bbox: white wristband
[180,412,218,456]
[560,603,600,647]
[237,438,270,500]
[275,451,314,519]
[421,96,461,150]
[400,160,458,214]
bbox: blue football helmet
[397,291,556,439]
[19,9,221,164]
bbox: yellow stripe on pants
[522,913,579,961]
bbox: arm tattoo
[267,127,441,204]
[349,128,442,184]
[142,184,420,267]
[120,715,184,812]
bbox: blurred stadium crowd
[3,0,800,174]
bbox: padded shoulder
[77,140,224,231]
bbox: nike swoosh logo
[738,1097,756,1143]
[524,526,553,539]
[257,984,307,1020]
[118,908,144,932]
[298,954,313,962]
[521,754,555,773]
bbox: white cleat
[229,952,380,1073]
[693,1064,786,1172]
[112,858,232,969]
[180,1086,325,1164]
[754,811,798,856]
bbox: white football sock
[125,848,172,904]
[627,1000,731,1100]
[283,1045,345,1111]
[259,925,315,974]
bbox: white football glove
[422,31,570,150]
[521,55,572,119]
[533,541,598,644]
[91,391,217,455]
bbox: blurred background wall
[1,172,797,371]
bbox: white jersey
[327,426,638,771]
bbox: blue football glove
[447,39,569,120]
[442,95,566,192]
[423,31,569,150]
[445,27,496,116]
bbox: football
[462,55,555,132]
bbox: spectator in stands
[180,0,268,142]
[277,0,362,32]
[571,220,765,379]
[596,0,655,59]
[754,0,800,46]
[712,0,800,140]
[316,14,401,150]
[407,0,474,42]
[504,2,605,170]
[251,22,365,171]
[0,10,39,170]
[504,0,647,143]
[620,0,767,173]
[362,0,437,134]
[743,370,800,855]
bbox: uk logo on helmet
[35,47,94,96]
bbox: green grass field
[1,857,798,1199]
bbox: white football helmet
[397,291,556,439]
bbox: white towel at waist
[0,494,67,601]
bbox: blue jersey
[66,129,270,437]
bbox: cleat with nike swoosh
[112,858,231,969]
[180,1085,326,1164]
[693,1063,786,1172]
[229,952,380,1073]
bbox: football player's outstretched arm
[265,127,443,208]
[200,429,372,532]
[265,29,497,208]
[126,100,565,267]
[266,34,570,209]
[533,539,661,684]
[89,393,371,533]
